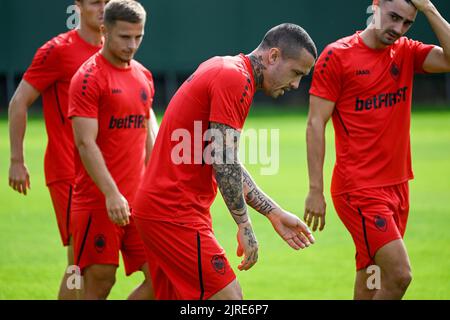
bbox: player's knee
[224,284,243,300]
[386,267,412,292]
[393,269,412,291]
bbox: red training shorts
[134,216,236,300]
[48,181,74,246]
[332,182,410,271]
[72,209,146,276]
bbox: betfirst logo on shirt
[109,114,146,129]
[355,86,409,112]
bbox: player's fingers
[319,215,326,231]
[239,252,252,271]
[297,232,312,247]
[17,181,24,195]
[298,223,315,244]
[312,214,320,232]
[122,206,130,225]
[292,235,307,249]
[287,238,301,250]
[247,252,258,270]
[11,180,18,192]
[236,242,243,257]
[306,211,314,227]
[239,249,256,271]
[245,250,258,270]
[19,181,27,195]
[109,208,121,225]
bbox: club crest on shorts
[374,216,388,232]
[211,255,226,275]
[94,234,106,253]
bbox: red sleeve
[68,68,102,119]
[141,67,155,119]
[407,39,435,74]
[309,45,343,103]
[209,68,249,131]
[23,39,61,92]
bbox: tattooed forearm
[210,122,249,225]
[248,54,266,89]
[242,167,278,216]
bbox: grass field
[0,108,449,300]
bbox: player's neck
[360,28,389,50]
[101,48,130,69]
[247,51,266,90]
[77,22,103,47]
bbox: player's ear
[100,24,107,38]
[268,47,281,65]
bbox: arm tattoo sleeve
[210,122,248,225]
[242,167,278,216]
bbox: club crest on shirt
[374,216,388,232]
[390,62,400,80]
[140,88,148,105]
[211,255,226,275]
[94,234,106,253]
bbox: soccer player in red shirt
[133,23,317,300]
[68,0,156,300]
[305,0,450,299]
[8,0,108,300]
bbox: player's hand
[304,189,327,232]
[410,0,432,12]
[236,221,259,271]
[105,192,130,226]
[9,161,31,195]
[268,209,315,250]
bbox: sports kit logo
[211,255,226,275]
[94,234,106,253]
[355,86,408,112]
[140,88,148,105]
[390,62,401,80]
[356,69,371,76]
[109,115,146,129]
[374,216,388,232]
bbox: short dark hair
[104,0,146,27]
[259,23,317,60]
[381,0,415,7]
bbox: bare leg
[209,279,243,300]
[58,239,82,300]
[354,268,377,300]
[372,239,412,300]
[83,264,117,300]
[128,263,155,300]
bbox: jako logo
[356,70,370,76]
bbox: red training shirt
[310,32,434,195]
[133,54,255,225]
[23,29,102,185]
[68,52,155,212]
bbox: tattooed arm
[210,122,258,271]
[242,166,316,250]
[242,166,279,216]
